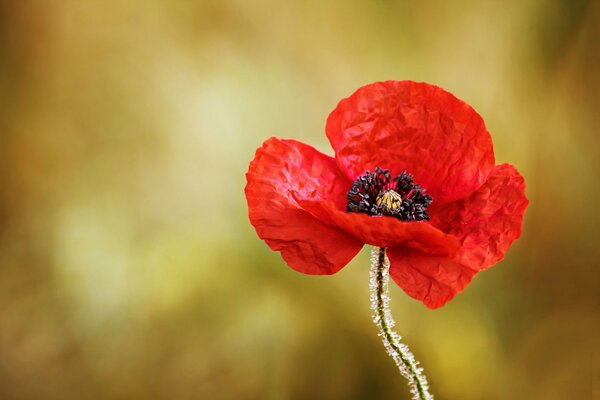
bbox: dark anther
[346,167,432,222]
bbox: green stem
[370,247,433,400]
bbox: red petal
[387,248,477,309]
[388,164,528,308]
[432,164,529,268]
[292,196,460,254]
[245,137,363,274]
[326,81,495,205]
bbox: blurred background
[0,1,598,399]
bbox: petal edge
[245,137,363,275]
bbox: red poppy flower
[245,80,528,308]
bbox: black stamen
[346,167,432,222]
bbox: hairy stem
[369,247,433,400]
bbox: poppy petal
[432,163,529,267]
[387,248,477,309]
[387,163,528,308]
[292,196,460,254]
[326,80,495,205]
[245,137,363,275]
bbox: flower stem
[370,247,433,400]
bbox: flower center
[346,167,432,221]
[375,189,403,215]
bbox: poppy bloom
[245,80,528,309]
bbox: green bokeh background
[1,1,598,399]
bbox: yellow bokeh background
[1,1,598,399]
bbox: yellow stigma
[375,189,403,213]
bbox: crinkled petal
[326,80,495,205]
[387,248,477,309]
[388,164,528,308]
[432,163,529,267]
[245,137,363,275]
[292,196,460,254]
